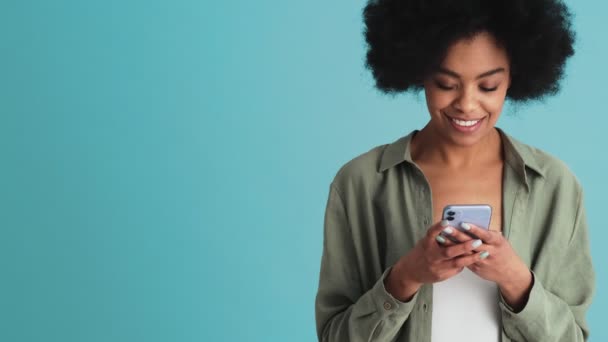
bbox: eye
[435,81,455,90]
[480,86,498,92]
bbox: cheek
[426,91,454,112]
[482,94,507,117]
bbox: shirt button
[423,218,429,225]
[423,303,428,312]
[383,302,392,310]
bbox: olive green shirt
[315,128,595,341]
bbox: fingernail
[472,239,482,248]
[461,222,471,231]
[436,235,446,244]
[441,220,449,227]
[480,251,490,259]
[442,227,453,235]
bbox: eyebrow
[437,67,506,80]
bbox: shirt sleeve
[499,189,595,341]
[315,183,418,342]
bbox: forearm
[499,271,589,342]
[317,184,419,341]
[500,190,594,341]
[317,267,418,342]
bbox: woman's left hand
[459,222,534,311]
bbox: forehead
[440,32,510,75]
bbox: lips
[443,112,486,133]
[444,112,485,122]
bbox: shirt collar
[377,127,545,186]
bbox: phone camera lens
[447,211,455,216]
[446,216,454,221]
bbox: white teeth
[451,118,480,127]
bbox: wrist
[384,263,422,302]
[499,267,533,311]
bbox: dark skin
[384,32,533,313]
[384,221,533,311]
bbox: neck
[411,124,503,169]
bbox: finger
[441,238,484,259]
[426,219,453,239]
[469,251,491,271]
[448,250,489,269]
[435,234,449,246]
[437,233,458,246]
[468,264,480,273]
[447,225,475,243]
[426,220,457,247]
[436,232,465,247]
[459,222,499,244]
[444,228,476,254]
[471,250,492,265]
[437,225,475,248]
[435,232,459,249]
[437,226,460,246]
[426,220,446,248]
[429,224,460,259]
[479,250,491,260]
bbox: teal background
[1,0,604,341]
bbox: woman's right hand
[384,220,487,302]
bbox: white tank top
[431,268,501,341]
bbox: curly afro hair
[363,0,575,101]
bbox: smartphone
[441,204,492,240]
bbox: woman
[315,0,595,341]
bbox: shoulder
[330,142,391,195]
[507,133,583,194]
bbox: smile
[450,117,480,127]
[443,112,486,133]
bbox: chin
[446,133,489,147]
[439,121,496,147]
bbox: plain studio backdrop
[0,0,605,341]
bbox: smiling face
[423,31,511,147]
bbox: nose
[453,87,478,113]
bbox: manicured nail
[472,239,482,248]
[461,222,471,231]
[480,251,490,259]
[441,220,449,227]
[442,227,454,235]
[436,235,446,244]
